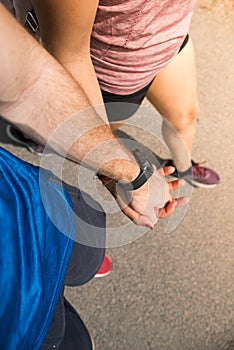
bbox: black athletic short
[40,182,106,350]
[101,34,190,122]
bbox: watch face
[138,155,154,176]
[146,164,154,176]
[118,149,154,190]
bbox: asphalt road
[0,2,233,349]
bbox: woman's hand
[99,166,189,229]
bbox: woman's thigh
[147,37,199,129]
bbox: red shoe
[95,255,112,278]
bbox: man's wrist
[98,150,153,191]
[118,149,153,191]
[97,161,140,185]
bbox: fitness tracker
[118,149,154,191]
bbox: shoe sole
[6,125,51,156]
[89,330,95,350]
[94,270,111,278]
[167,174,219,189]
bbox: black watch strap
[118,149,154,191]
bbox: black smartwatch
[118,149,154,191]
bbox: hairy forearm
[0,4,139,181]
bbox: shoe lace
[192,161,208,178]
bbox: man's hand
[99,166,189,229]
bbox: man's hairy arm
[0,3,140,181]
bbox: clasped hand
[101,166,189,229]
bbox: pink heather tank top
[1,0,196,95]
[91,0,196,94]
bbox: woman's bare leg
[147,37,199,172]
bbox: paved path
[0,2,233,349]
